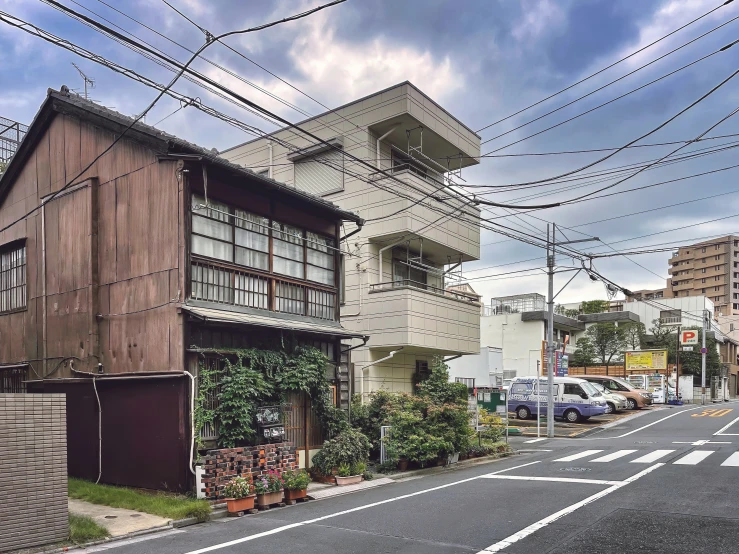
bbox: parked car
[579,375,653,410]
[589,382,628,414]
[508,376,607,423]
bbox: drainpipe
[183,371,197,476]
[41,203,47,377]
[360,347,404,404]
[267,141,274,179]
[376,127,397,170]
[343,265,366,317]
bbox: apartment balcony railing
[190,259,337,321]
[369,279,481,305]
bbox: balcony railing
[191,259,337,321]
[370,279,480,304]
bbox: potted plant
[397,458,409,471]
[335,462,365,486]
[254,470,284,507]
[222,476,255,513]
[282,469,311,501]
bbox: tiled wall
[200,442,297,500]
[0,394,68,551]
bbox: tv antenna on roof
[71,63,95,100]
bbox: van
[579,375,653,410]
[508,376,607,423]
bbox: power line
[475,0,731,133]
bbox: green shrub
[376,461,396,474]
[350,461,366,475]
[281,469,311,491]
[314,427,371,475]
[363,471,374,481]
[350,390,394,456]
[337,464,352,477]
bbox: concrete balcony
[672,281,693,292]
[362,169,480,263]
[364,282,481,355]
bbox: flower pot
[313,474,336,484]
[397,459,409,471]
[226,495,255,513]
[335,475,363,486]
[256,491,283,507]
[284,488,307,501]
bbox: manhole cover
[634,441,655,444]
[104,515,117,519]
[559,467,591,472]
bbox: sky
[2,0,739,307]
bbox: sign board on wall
[625,350,668,371]
[680,330,698,345]
[540,341,568,376]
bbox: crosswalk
[552,449,739,466]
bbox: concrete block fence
[199,442,297,500]
[0,393,68,552]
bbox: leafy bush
[253,470,283,494]
[313,427,371,476]
[337,464,352,477]
[281,469,311,491]
[351,461,366,475]
[222,476,253,499]
[478,409,504,443]
[363,471,374,481]
[376,461,396,474]
[350,390,393,456]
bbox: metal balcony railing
[370,279,480,304]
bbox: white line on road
[480,475,622,485]
[721,452,739,466]
[673,450,715,465]
[615,405,706,438]
[183,461,541,554]
[630,450,675,463]
[713,415,739,436]
[553,450,603,462]
[590,450,637,463]
[477,464,664,553]
[524,438,547,443]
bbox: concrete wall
[481,313,544,376]
[622,296,715,329]
[0,393,68,552]
[447,346,503,387]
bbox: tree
[675,328,721,379]
[554,304,566,315]
[564,308,580,319]
[580,300,611,314]
[622,321,646,350]
[649,318,672,348]
[584,322,626,370]
[571,336,596,367]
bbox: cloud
[512,0,566,42]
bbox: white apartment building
[221,83,482,403]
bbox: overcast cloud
[2,0,739,306]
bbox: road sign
[701,347,708,354]
[680,330,698,345]
[682,346,693,352]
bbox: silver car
[591,382,628,414]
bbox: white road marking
[721,452,739,467]
[713,415,739,436]
[477,464,664,553]
[553,450,603,462]
[183,461,541,554]
[480,475,622,485]
[630,450,675,463]
[673,450,714,465]
[517,449,553,453]
[590,450,637,463]
[524,438,547,443]
[673,440,731,445]
[615,405,706,438]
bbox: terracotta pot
[256,491,283,507]
[313,474,335,484]
[335,475,363,486]
[397,459,409,471]
[284,488,307,501]
[226,495,256,513]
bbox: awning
[181,305,367,340]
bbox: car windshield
[611,377,636,391]
[580,381,601,396]
[591,383,607,394]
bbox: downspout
[360,347,404,404]
[41,203,47,377]
[268,141,274,179]
[376,127,397,170]
[184,371,197,476]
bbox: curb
[32,523,177,554]
[384,450,515,481]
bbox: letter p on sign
[680,330,698,345]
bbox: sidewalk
[68,499,170,538]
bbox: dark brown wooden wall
[0,113,183,375]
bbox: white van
[508,376,607,423]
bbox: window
[339,255,345,305]
[702,268,707,274]
[716,255,721,260]
[734,293,739,300]
[306,231,335,286]
[272,222,305,279]
[715,286,721,291]
[716,244,721,250]
[0,242,26,314]
[702,278,706,283]
[563,383,585,396]
[734,304,739,311]
[716,276,721,281]
[510,383,531,395]
[702,247,707,253]
[294,149,345,195]
[391,147,429,180]
[702,288,706,294]
[393,260,427,289]
[415,360,430,384]
[716,265,722,271]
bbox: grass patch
[68,514,110,544]
[68,478,211,522]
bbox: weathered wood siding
[0,113,182,375]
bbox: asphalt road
[84,402,739,554]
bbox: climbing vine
[193,345,348,449]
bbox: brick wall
[200,442,297,500]
[0,394,68,552]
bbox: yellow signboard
[625,350,667,371]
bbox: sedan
[590,382,628,414]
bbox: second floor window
[0,243,26,314]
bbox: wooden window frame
[0,240,27,316]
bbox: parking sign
[680,330,698,345]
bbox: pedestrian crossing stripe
[553,449,739,466]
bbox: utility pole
[546,223,599,438]
[702,309,708,405]
[674,324,681,404]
